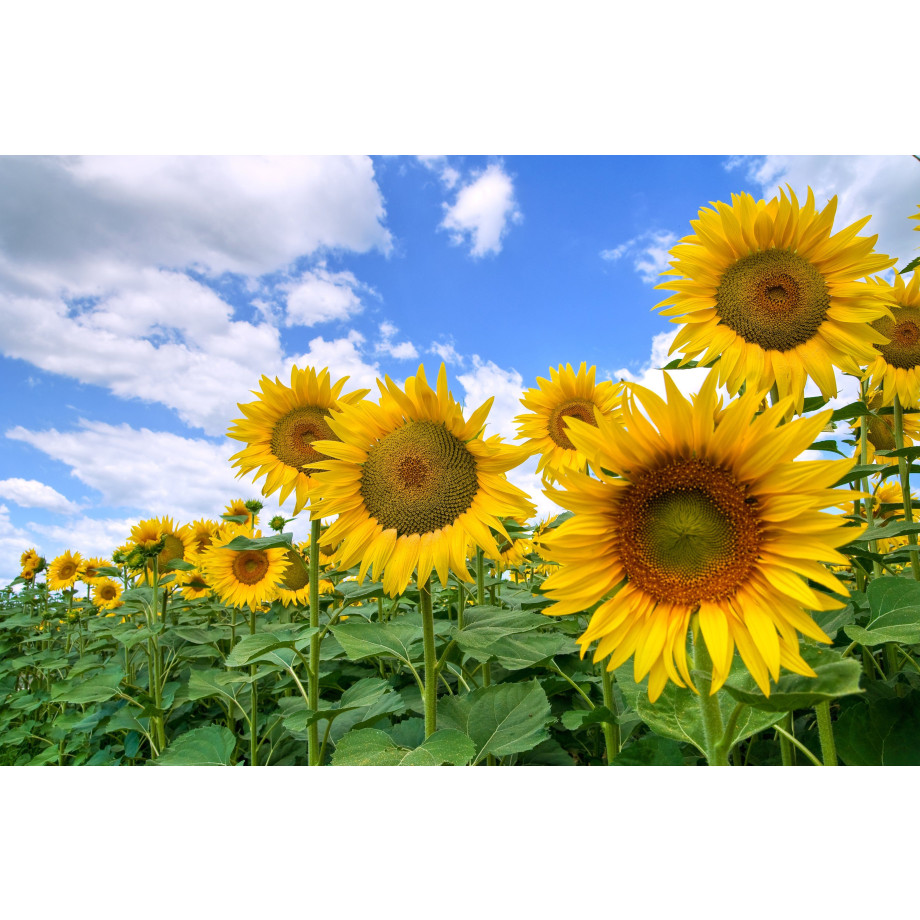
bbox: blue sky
[1,154,918,583]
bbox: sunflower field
[4,188,920,767]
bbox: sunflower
[20,548,42,579]
[178,569,212,600]
[80,556,113,586]
[228,366,369,516]
[185,519,222,554]
[200,531,290,609]
[865,272,920,407]
[852,390,920,462]
[310,364,536,597]
[274,545,335,606]
[658,188,896,413]
[129,518,164,552]
[47,550,84,591]
[93,579,124,612]
[540,370,859,702]
[515,363,624,482]
[223,499,259,531]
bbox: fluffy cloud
[726,155,918,270]
[457,355,525,440]
[429,339,464,365]
[0,504,36,585]
[441,163,523,257]
[0,478,82,514]
[601,229,678,285]
[285,266,373,327]
[0,156,392,295]
[417,155,460,190]
[375,321,419,360]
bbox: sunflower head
[658,187,896,413]
[223,499,259,530]
[80,556,113,586]
[93,579,124,612]
[47,550,84,591]
[865,272,920,408]
[200,532,290,610]
[515,363,624,482]
[310,364,535,596]
[541,369,858,701]
[228,365,370,517]
[852,388,920,462]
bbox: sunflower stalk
[814,701,837,766]
[859,381,883,577]
[599,663,620,763]
[249,604,258,766]
[419,576,438,738]
[691,623,728,766]
[892,395,920,580]
[308,518,322,766]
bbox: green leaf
[812,603,858,641]
[560,706,617,731]
[153,725,236,765]
[612,734,686,765]
[616,661,783,758]
[456,626,572,670]
[225,629,317,667]
[437,679,553,764]
[899,255,920,275]
[336,580,385,602]
[330,727,475,765]
[808,439,846,457]
[835,694,920,765]
[722,646,863,712]
[874,446,920,461]
[833,463,881,487]
[843,575,920,646]
[850,521,920,544]
[186,667,242,703]
[830,401,870,422]
[331,621,423,665]
[281,678,402,734]
[51,665,125,705]
[224,532,294,552]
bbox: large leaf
[844,575,920,646]
[835,694,920,765]
[456,630,573,670]
[437,679,553,764]
[186,667,243,703]
[224,532,294,552]
[612,734,686,766]
[225,628,318,667]
[153,725,236,765]
[722,646,864,712]
[616,662,783,759]
[51,665,125,705]
[281,678,403,734]
[331,621,423,665]
[330,727,475,765]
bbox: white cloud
[725,155,919,270]
[457,355,525,440]
[0,478,81,514]
[440,164,522,257]
[375,321,419,360]
[0,503,36,586]
[285,266,372,327]
[417,156,460,189]
[289,330,382,393]
[611,329,712,400]
[429,340,464,366]
[0,156,392,295]
[601,229,678,284]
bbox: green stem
[814,701,837,766]
[778,712,795,766]
[692,624,727,766]
[475,549,492,695]
[860,381,883,577]
[599,662,620,764]
[419,576,438,739]
[774,723,822,767]
[893,395,920,580]
[308,519,321,766]
[249,605,258,766]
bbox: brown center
[231,550,271,586]
[99,584,117,601]
[547,399,597,450]
[270,406,337,474]
[617,457,762,605]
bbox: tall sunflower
[47,550,84,591]
[228,366,369,516]
[275,545,334,606]
[865,272,920,407]
[80,556,113,586]
[852,389,920,462]
[658,188,896,412]
[93,579,124,612]
[223,499,258,531]
[309,364,535,597]
[515,363,624,482]
[200,532,290,609]
[540,370,859,702]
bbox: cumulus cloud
[601,229,679,284]
[440,163,523,257]
[429,339,464,366]
[0,478,82,514]
[0,156,392,295]
[417,155,460,189]
[375,321,419,360]
[457,355,525,440]
[284,266,373,327]
[0,503,36,586]
[725,155,919,270]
